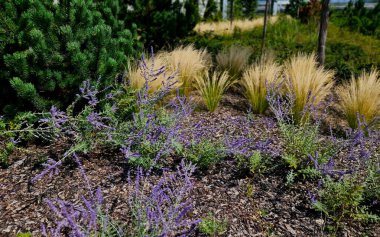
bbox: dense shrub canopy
[124,0,200,48]
[0,0,139,115]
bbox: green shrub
[331,0,380,38]
[175,139,226,170]
[199,213,227,236]
[313,177,379,226]
[236,151,266,176]
[0,0,139,115]
[280,123,336,171]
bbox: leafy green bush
[174,139,226,170]
[0,0,139,116]
[280,123,319,169]
[313,177,379,226]
[331,0,380,38]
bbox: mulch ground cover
[1,94,379,236]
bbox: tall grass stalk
[195,71,233,112]
[337,69,380,128]
[216,46,252,79]
[240,59,281,113]
[166,45,210,96]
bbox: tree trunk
[317,0,330,65]
[261,0,271,55]
[230,0,234,28]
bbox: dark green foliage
[332,0,380,38]
[286,0,321,23]
[0,0,139,116]
[125,0,200,48]
[240,0,257,19]
[285,0,308,18]
[364,165,380,204]
[0,141,15,168]
[228,0,257,20]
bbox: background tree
[203,0,219,21]
[240,0,257,19]
[124,0,200,48]
[317,0,330,65]
[262,0,271,54]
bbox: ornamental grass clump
[284,53,334,123]
[166,45,210,96]
[240,60,282,113]
[216,46,252,79]
[195,71,233,112]
[127,53,179,92]
[336,69,380,129]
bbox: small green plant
[280,123,319,169]
[199,213,227,236]
[285,170,296,186]
[16,232,32,237]
[0,141,15,167]
[363,164,380,203]
[313,177,379,226]
[280,122,336,173]
[248,151,263,174]
[175,139,226,170]
[195,71,234,112]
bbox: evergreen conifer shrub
[0,0,139,115]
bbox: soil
[1,94,379,237]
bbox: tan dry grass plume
[194,16,279,35]
[240,60,282,114]
[127,52,180,93]
[216,46,252,79]
[166,45,210,95]
[195,71,234,112]
[284,53,335,123]
[336,69,380,128]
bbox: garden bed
[1,94,379,236]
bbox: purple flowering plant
[308,115,380,226]
[127,160,200,237]
[39,155,199,237]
